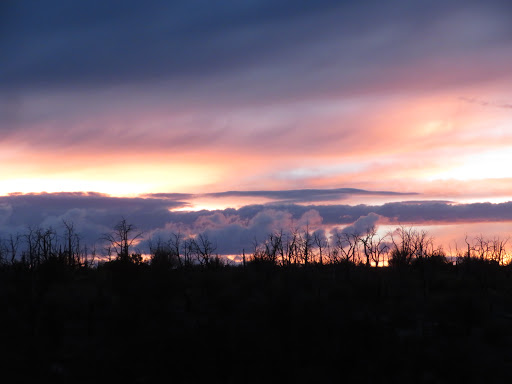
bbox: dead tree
[313,230,328,266]
[182,238,194,267]
[170,231,183,267]
[35,226,57,263]
[62,220,81,266]
[474,234,490,260]
[464,234,474,259]
[333,229,360,264]
[359,226,376,266]
[359,225,389,267]
[24,226,38,268]
[299,224,314,266]
[190,233,216,266]
[389,225,419,266]
[282,230,299,266]
[263,232,280,265]
[413,229,433,260]
[8,233,21,265]
[102,218,143,263]
[490,236,509,264]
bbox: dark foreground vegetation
[3,219,512,382]
[3,257,512,383]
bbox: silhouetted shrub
[411,253,451,269]
[388,249,413,267]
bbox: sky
[1,0,512,257]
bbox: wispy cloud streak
[146,188,417,204]
[460,97,512,109]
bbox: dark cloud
[0,192,187,246]
[142,188,417,205]
[2,0,511,153]
[142,192,195,200]
[0,0,355,89]
[204,201,512,229]
[2,192,512,256]
[2,0,511,96]
[202,188,416,203]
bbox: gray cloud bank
[2,0,511,95]
[148,188,416,204]
[1,192,512,256]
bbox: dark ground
[2,258,512,383]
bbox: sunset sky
[1,0,512,256]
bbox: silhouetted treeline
[1,218,511,269]
[0,220,97,270]
[2,219,512,382]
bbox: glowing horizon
[2,1,512,255]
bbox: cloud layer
[2,192,512,256]
[3,1,512,92]
[148,187,416,204]
[1,1,512,223]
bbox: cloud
[142,193,195,201]
[2,0,511,97]
[459,97,512,110]
[143,187,417,207]
[0,192,187,246]
[0,203,13,226]
[341,213,382,235]
[2,193,512,256]
[201,188,416,203]
[2,2,512,257]
[142,208,325,255]
[2,0,512,195]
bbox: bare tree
[373,237,389,267]
[474,234,490,260]
[148,233,184,268]
[359,225,388,267]
[24,226,39,268]
[388,225,437,266]
[333,229,360,264]
[389,225,419,266]
[102,218,143,263]
[299,224,314,266]
[35,226,57,263]
[359,226,375,267]
[104,244,113,262]
[170,231,183,267]
[464,234,474,259]
[313,230,328,266]
[190,233,217,266]
[62,220,82,266]
[87,244,97,267]
[489,236,509,264]
[8,233,21,265]
[263,232,280,265]
[182,238,195,267]
[274,229,286,266]
[413,229,433,260]
[286,227,300,265]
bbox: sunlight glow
[418,120,453,137]
[0,158,225,197]
[0,178,147,197]
[427,149,512,181]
